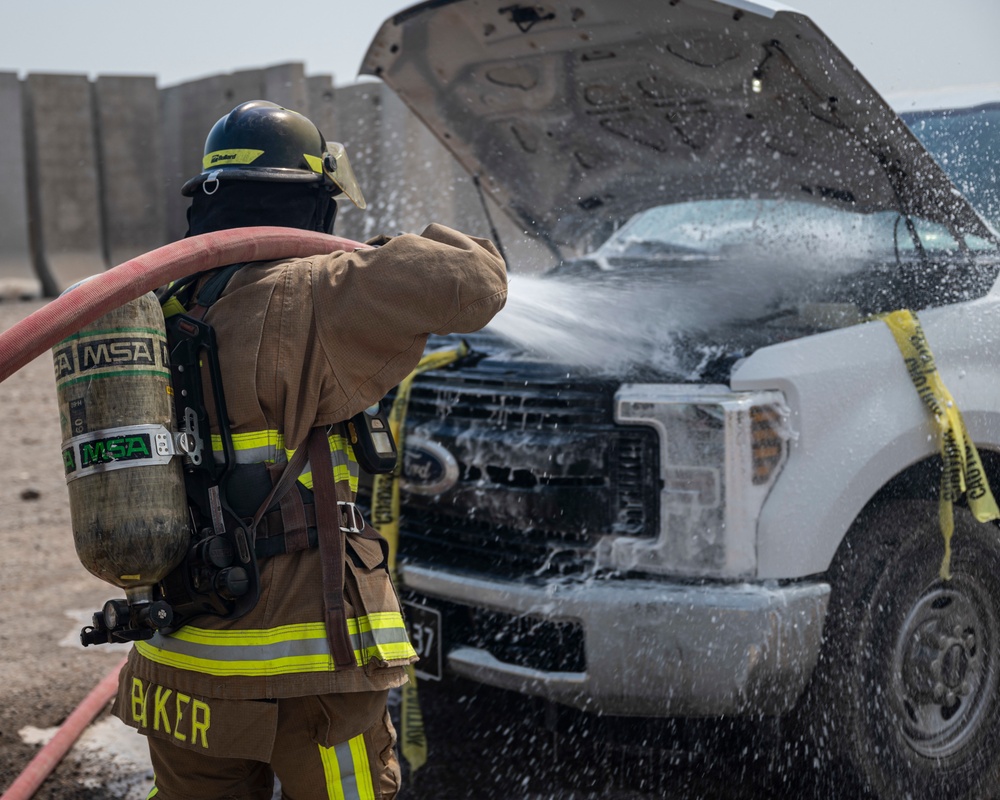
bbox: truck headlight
[601,384,791,579]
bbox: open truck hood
[361,0,997,257]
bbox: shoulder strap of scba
[156,263,270,628]
[159,262,246,321]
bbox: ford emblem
[401,437,460,496]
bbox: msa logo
[79,337,157,371]
[54,335,168,382]
[64,433,153,475]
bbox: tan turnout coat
[112,224,507,756]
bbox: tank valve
[80,597,175,646]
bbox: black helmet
[181,100,366,209]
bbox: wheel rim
[890,575,1000,759]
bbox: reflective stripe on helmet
[202,148,264,169]
[303,153,324,174]
[135,613,417,676]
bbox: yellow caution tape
[882,310,999,579]
[371,341,469,774]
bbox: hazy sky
[1,0,996,104]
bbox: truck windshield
[548,197,998,324]
[585,200,992,264]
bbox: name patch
[130,678,211,749]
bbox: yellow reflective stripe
[134,613,416,676]
[211,429,285,462]
[132,645,334,677]
[209,429,359,491]
[135,622,336,675]
[319,733,373,800]
[303,153,324,174]
[298,462,359,493]
[168,621,325,646]
[233,430,283,450]
[299,433,359,493]
[152,615,412,650]
[349,734,376,800]
[210,430,353,455]
[320,741,346,800]
[203,148,264,169]
[352,612,418,665]
[359,641,418,664]
[354,611,411,631]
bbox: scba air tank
[52,291,189,606]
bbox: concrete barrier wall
[0,73,37,299]
[23,73,106,295]
[2,61,550,300]
[94,75,166,266]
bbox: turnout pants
[142,691,400,800]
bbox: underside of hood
[361,0,997,257]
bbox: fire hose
[0,227,367,798]
[0,226,367,383]
[0,657,127,800]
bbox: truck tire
[803,500,1000,798]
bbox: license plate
[404,601,442,681]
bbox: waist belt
[254,502,365,559]
[255,506,318,558]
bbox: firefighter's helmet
[181,100,366,209]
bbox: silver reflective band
[63,423,179,482]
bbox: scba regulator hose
[0,226,368,383]
[0,227,367,798]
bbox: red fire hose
[0,226,367,383]
[0,657,127,800]
[0,227,366,798]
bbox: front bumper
[401,564,830,717]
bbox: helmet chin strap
[323,205,337,235]
[314,192,338,235]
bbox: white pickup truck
[361,1,1000,797]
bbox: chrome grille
[386,346,661,579]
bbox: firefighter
[109,100,507,799]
